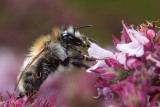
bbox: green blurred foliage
[0,0,160,48]
[65,0,160,46]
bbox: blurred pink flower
[100,72,117,81]
[146,54,160,67]
[0,47,23,95]
[112,81,148,107]
[0,92,57,107]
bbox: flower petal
[117,43,144,57]
[122,23,132,43]
[112,35,121,47]
[88,43,115,59]
[100,72,117,81]
[86,61,101,73]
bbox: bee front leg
[67,44,83,54]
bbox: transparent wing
[14,46,48,91]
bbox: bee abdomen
[23,83,33,92]
[20,71,36,94]
[20,57,60,96]
[41,61,57,79]
[23,74,35,85]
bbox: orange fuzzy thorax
[29,35,51,56]
[29,28,60,56]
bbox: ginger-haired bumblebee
[15,25,100,98]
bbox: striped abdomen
[20,57,60,96]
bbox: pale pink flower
[87,42,115,73]
[88,42,115,59]
[117,23,149,57]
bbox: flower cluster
[0,92,57,107]
[87,20,160,107]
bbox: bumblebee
[15,25,99,98]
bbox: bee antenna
[74,25,92,32]
[88,38,98,44]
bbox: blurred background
[0,0,160,106]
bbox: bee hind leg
[16,92,25,99]
[26,92,36,101]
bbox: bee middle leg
[69,54,105,69]
[69,54,97,61]
[61,54,97,66]
[71,61,90,69]
[69,54,98,69]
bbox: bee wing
[14,46,48,91]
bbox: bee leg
[26,91,36,100]
[69,54,85,60]
[61,57,70,66]
[84,56,98,61]
[69,54,97,61]
[16,92,25,99]
[86,44,90,47]
[71,61,90,69]
[67,44,83,54]
[62,54,84,66]
[82,55,107,61]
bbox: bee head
[61,25,97,47]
